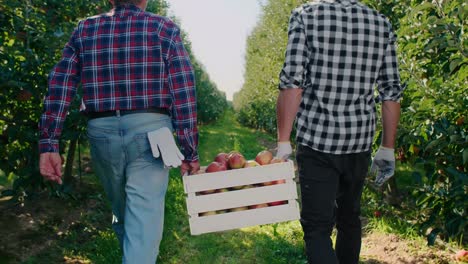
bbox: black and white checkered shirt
[279,0,403,154]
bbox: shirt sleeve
[38,26,81,153]
[278,8,310,90]
[377,26,404,102]
[167,26,199,162]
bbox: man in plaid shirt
[38,0,199,262]
[275,0,403,263]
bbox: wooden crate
[182,160,300,235]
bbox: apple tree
[395,0,467,243]
[0,0,114,198]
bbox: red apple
[214,152,229,166]
[248,203,269,209]
[374,210,382,218]
[206,161,227,173]
[268,200,287,206]
[255,150,273,165]
[228,152,246,169]
[262,181,276,186]
[262,179,285,186]
[455,249,468,262]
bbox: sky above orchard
[168,0,265,101]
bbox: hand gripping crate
[182,160,300,235]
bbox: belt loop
[116,110,121,117]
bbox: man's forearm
[277,89,303,142]
[381,100,401,148]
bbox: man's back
[279,0,402,154]
[71,5,179,112]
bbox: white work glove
[276,141,293,160]
[147,127,184,168]
[370,146,395,187]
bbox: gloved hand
[370,146,395,187]
[276,141,293,160]
[147,127,185,168]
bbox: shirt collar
[114,4,143,15]
[321,0,358,4]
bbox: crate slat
[183,160,295,193]
[189,202,300,235]
[186,183,297,215]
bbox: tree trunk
[63,138,78,186]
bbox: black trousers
[296,145,371,264]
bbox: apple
[199,211,217,217]
[455,249,468,262]
[374,210,382,218]
[262,179,285,186]
[248,203,269,209]
[206,161,227,173]
[229,206,249,212]
[255,150,273,165]
[228,152,246,169]
[231,184,255,190]
[268,200,287,206]
[214,152,229,166]
[198,189,216,195]
[244,160,260,168]
[270,157,285,164]
[17,89,33,101]
[262,181,276,186]
[194,167,206,174]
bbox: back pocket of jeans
[87,134,113,165]
[132,133,156,163]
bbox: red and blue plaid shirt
[39,4,198,161]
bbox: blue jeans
[296,145,371,264]
[87,113,172,264]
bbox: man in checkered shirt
[38,0,199,262]
[275,0,403,263]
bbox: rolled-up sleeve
[377,28,404,102]
[279,9,310,90]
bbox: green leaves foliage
[396,0,467,242]
[0,0,112,197]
